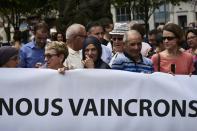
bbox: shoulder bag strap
[157,53,160,72]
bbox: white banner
[0,68,197,131]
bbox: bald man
[111,30,153,73]
[63,23,87,69]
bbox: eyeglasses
[162,36,176,41]
[45,53,58,59]
[112,37,123,41]
[187,36,197,40]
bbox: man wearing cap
[0,46,19,68]
[111,30,153,73]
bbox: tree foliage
[0,0,53,28]
[56,0,112,32]
[1,0,190,40]
[0,0,53,41]
[0,0,113,37]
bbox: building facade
[111,1,197,30]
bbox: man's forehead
[127,39,142,43]
[80,27,86,32]
[86,44,97,49]
[148,34,156,37]
[36,28,48,34]
[126,35,142,44]
[91,26,103,31]
[127,34,142,40]
[79,30,86,35]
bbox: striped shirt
[111,52,153,73]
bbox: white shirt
[101,44,112,64]
[63,47,84,69]
[141,42,151,57]
[109,52,123,67]
[106,41,113,53]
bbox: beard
[36,42,46,49]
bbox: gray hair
[123,30,142,44]
[66,23,85,39]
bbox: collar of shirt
[27,40,38,49]
[123,52,143,63]
[68,47,80,55]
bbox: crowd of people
[0,20,197,75]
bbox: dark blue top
[19,40,45,68]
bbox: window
[154,4,169,24]
[116,7,130,22]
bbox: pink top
[186,48,193,54]
[186,48,197,62]
[151,52,194,74]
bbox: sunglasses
[162,36,176,41]
[45,53,58,59]
[112,37,123,41]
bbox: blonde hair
[45,41,68,61]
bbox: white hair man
[63,23,86,69]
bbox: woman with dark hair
[82,36,110,69]
[186,29,197,55]
[151,23,194,75]
[56,32,66,42]
[186,29,197,74]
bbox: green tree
[56,0,113,32]
[0,0,49,41]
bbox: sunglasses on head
[162,36,176,41]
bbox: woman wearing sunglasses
[44,41,68,70]
[151,23,194,75]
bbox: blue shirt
[19,40,45,68]
[111,52,153,73]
